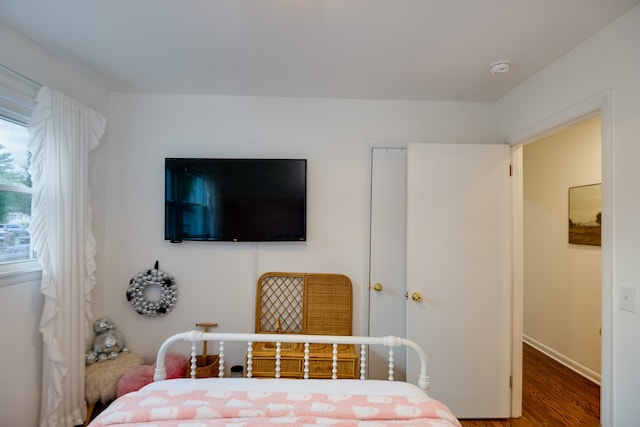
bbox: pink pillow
[163,352,188,379]
[116,365,153,397]
[116,353,188,397]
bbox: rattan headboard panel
[304,274,352,336]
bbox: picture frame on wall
[568,183,602,246]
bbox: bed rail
[153,331,430,391]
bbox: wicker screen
[256,272,352,336]
[253,272,355,379]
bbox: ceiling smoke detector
[489,60,512,75]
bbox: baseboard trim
[523,335,601,385]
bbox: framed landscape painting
[568,183,601,246]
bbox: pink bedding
[88,388,461,426]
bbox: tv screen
[165,158,307,242]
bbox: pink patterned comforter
[89,389,461,426]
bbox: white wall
[0,22,110,426]
[496,4,640,426]
[0,271,41,427]
[523,115,601,381]
[104,93,496,366]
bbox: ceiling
[1,0,638,102]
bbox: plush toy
[86,317,128,364]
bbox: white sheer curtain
[28,86,106,427]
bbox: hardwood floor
[459,343,600,427]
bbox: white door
[406,143,512,418]
[368,148,407,380]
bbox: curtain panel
[28,86,105,427]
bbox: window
[0,117,34,265]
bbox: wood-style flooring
[459,343,600,427]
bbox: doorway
[507,89,612,421]
[522,115,602,384]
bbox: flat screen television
[165,158,307,242]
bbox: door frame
[505,89,612,421]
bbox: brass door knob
[411,291,423,302]
[372,282,383,292]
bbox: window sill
[0,259,42,288]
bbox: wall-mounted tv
[165,158,307,242]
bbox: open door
[406,143,512,418]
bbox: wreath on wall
[126,260,178,317]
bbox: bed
[88,331,461,426]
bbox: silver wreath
[126,268,178,317]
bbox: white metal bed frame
[153,331,430,391]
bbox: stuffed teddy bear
[86,317,128,364]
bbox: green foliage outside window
[0,143,31,223]
[0,118,33,262]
